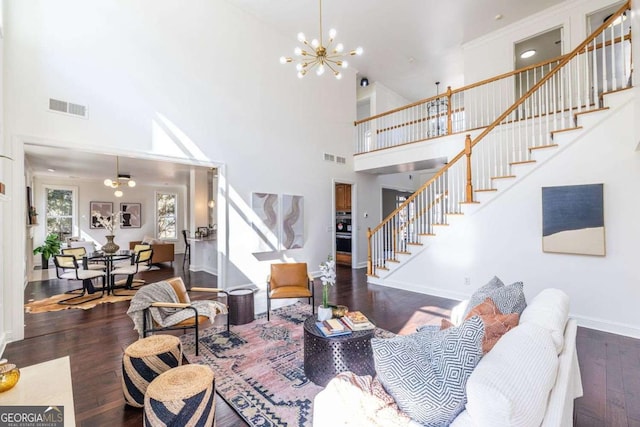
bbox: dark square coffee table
[303,316,376,386]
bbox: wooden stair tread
[407,242,423,246]
[418,233,436,236]
[529,144,558,151]
[396,251,411,255]
[460,201,481,204]
[366,274,380,278]
[377,266,389,271]
[510,160,536,166]
[550,126,583,138]
[432,223,449,226]
[386,259,400,263]
[475,188,497,192]
[600,87,632,100]
[447,213,464,216]
[491,175,516,180]
[574,107,609,118]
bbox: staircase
[365,2,632,281]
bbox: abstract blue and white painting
[542,184,605,256]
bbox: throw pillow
[463,276,505,317]
[442,298,520,353]
[372,316,484,426]
[490,281,527,316]
[519,288,569,354]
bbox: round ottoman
[144,364,216,427]
[122,335,183,407]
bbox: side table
[303,316,375,386]
[228,288,255,325]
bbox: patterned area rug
[25,292,134,313]
[181,302,395,427]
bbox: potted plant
[33,233,62,268]
[318,256,336,321]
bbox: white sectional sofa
[313,288,583,427]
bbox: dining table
[85,250,133,295]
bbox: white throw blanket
[127,281,227,338]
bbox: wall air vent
[323,153,335,162]
[48,98,88,119]
[336,156,346,164]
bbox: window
[156,192,177,240]
[45,186,77,240]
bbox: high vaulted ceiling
[229,0,566,101]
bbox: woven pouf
[144,364,216,427]
[122,335,183,408]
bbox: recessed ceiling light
[47,168,56,172]
[520,49,536,59]
[494,14,503,20]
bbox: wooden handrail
[370,149,466,236]
[469,1,630,151]
[367,0,630,239]
[392,191,448,240]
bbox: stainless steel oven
[336,232,352,253]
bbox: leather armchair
[267,263,314,321]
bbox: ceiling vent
[323,153,335,162]
[48,98,88,119]
[336,156,346,165]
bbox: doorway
[334,182,353,267]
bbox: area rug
[25,292,134,313]
[180,302,395,427]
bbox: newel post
[465,134,474,203]
[446,86,453,135]
[367,227,373,276]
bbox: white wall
[386,93,640,337]
[0,0,380,345]
[463,0,624,84]
[31,176,188,261]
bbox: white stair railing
[367,2,631,277]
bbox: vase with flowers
[93,211,122,253]
[317,255,336,321]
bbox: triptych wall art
[541,183,605,256]
[251,192,304,252]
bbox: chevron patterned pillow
[463,276,505,317]
[464,277,527,318]
[372,316,484,426]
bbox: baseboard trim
[370,279,469,303]
[572,314,640,339]
[189,264,218,276]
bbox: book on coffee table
[316,321,352,337]
[341,311,375,331]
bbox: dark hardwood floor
[4,258,639,426]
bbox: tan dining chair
[266,263,314,321]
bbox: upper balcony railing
[366,1,632,277]
[354,10,632,155]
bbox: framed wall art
[251,192,279,252]
[542,183,605,256]
[282,194,304,249]
[120,202,141,228]
[90,201,113,229]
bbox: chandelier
[103,156,135,198]
[427,82,448,137]
[279,0,363,79]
